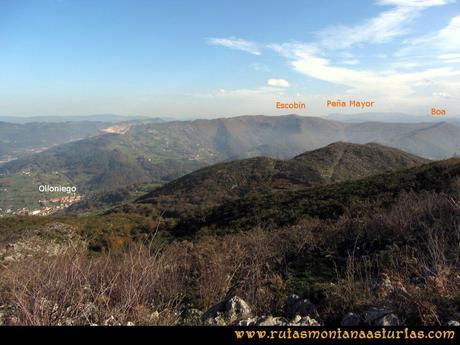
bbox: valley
[0,120,111,162]
[0,115,459,213]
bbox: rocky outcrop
[181,308,204,325]
[238,316,289,326]
[290,315,320,326]
[238,315,320,326]
[0,222,83,265]
[363,307,400,326]
[202,296,320,326]
[374,313,400,326]
[340,308,401,326]
[286,294,319,320]
[202,296,252,325]
[447,320,460,326]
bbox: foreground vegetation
[1,192,458,325]
[0,157,458,326]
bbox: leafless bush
[1,191,458,325]
[0,244,186,325]
[0,219,320,325]
[178,220,319,313]
[321,191,460,324]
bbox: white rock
[202,296,252,325]
[374,313,400,326]
[291,315,320,326]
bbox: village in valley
[0,194,81,217]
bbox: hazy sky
[1,0,460,118]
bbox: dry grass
[0,220,319,325]
[321,191,460,325]
[0,244,185,325]
[0,192,458,325]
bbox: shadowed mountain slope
[133,142,428,217]
[171,157,460,236]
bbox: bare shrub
[0,244,186,325]
[1,191,458,325]
[320,191,460,324]
[0,218,320,325]
[179,220,320,314]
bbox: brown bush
[320,191,460,325]
[0,191,458,325]
[0,244,186,325]
[168,220,319,313]
[0,219,320,325]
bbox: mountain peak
[294,142,429,181]
[134,142,428,215]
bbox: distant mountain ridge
[0,115,458,210]
[325,112,460,124]
[0,114,162,124]
[0,121,110,162]
[128,114,459,159]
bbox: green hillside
[294,142,429,181]
[135,142,428,217]
[171,158,460,235]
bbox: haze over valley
[0,114,459,214]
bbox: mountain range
[0,115,459,211]
[325,112,460,124]
[0,114,164,124]
[0,121,110,163]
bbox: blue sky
[1,0,459,117]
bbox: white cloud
[435,15,460,51]
[196,86,286,100]
[266,2,459,101]
[267,78,290,88]
[274,43,460,97]
[439,53,460,60]
[390,61,419,69]
[203,1,460,115]
[397,15,460,58]
[342,59,360,65]
[378,0,453,7]
[433,91,450,98]
[208,37,261,55]
[318,0,450,49]
[269,42,319,59]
